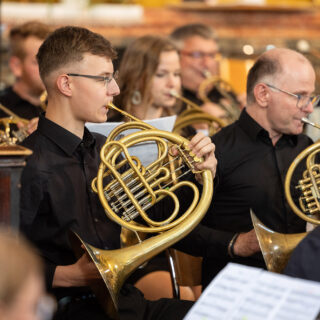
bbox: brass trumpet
[74,102,213,319]
[198,70,241,124]
[252,117,320,273]
[170,89,226,137]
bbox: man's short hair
[9,21,51,59]
[37,26,117,82]
[170,23,217,49]
[246,55,281,104]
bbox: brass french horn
[252,117,320,273]
[74,103,213,319]
[198,70,241,124]
[170,89,226,137]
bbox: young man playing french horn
[19,26,217,320]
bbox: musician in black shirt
[20,26,217,320]
[176,47,316,288]
[170,23,243,122]
[0,21,51,133]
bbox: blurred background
[1,0,320,97]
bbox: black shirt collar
[37,114,95,156]
[238,108,297,146]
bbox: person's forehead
[158,50,180,64]
[182,35,218,51]
[79,53,113,72]
[23,36,43,54]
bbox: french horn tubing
[170,89,226,137]
[197,70,241,124]
[74,102,213,319]
[252,117,320,273]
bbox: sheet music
[184,263,320,320]
[86,115,177,167]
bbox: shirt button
[94,218,99,223]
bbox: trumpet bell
[251,211,306,273]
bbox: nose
[304,99,315,115]
[167,74,181,90]
[107,79,120,97]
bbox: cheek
[175,77,181,89]
[150,79,161,97]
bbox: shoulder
[91,132,107,149]
[22,131,51,171]
[0,87,15,107]
[295,133,314,150]
[211,121,241,151]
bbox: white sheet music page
[86,115,177,167]
[184,263,320,320]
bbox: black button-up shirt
[176,108,313,287]
[20,115,121,294]
[0,86,43,119]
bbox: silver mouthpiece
[203,70,212,78]
[169,89,179,98]
[301,117,320,130]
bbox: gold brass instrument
[252,117,320,273]
[170,89,226,137]
[75,102,213,319]
[0,104,29,145]
[39,90,47,111]
[198,71,241,124]
[251,211,306,273]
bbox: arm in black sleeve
[174,222,235,259]
[20,161,57,290]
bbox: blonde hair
[0,228,42,306]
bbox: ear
[56,74,72,97]
[9,56,23,78]
[253,83,270,108]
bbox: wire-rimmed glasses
[265,83,320,110]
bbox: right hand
[53,253,101,288]
[233,229,261,257]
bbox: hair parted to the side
[9,21,51,59]
[37,26,117,83]
[115,35,178,118]
[0,228,43,306]
[246,55,281,105]
[170,23,217,50]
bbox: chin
[291,127,303,135]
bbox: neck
[145,105,163,120]
[246,105,282,146]
[13,82,42,107]
[45,98,84,139]
[132,104,163,120]
[269,132,282,145]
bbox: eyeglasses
[265,83,320,110]
[67,70,119,88]
[179,51,217,59]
